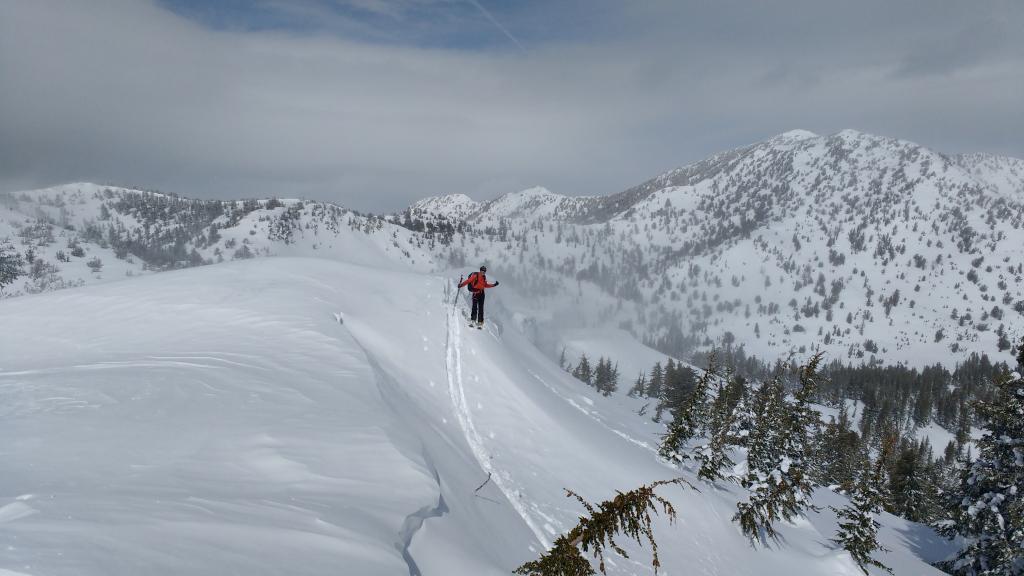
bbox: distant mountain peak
[771,129,819,142]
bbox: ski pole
[453,276,463,309]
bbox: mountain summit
[407,129,1024,365]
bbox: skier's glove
[494,281,499,286]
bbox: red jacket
[459,272,496,291]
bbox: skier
[458,265,499,328]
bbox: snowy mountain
[0,182,440,297]
[4,130,1023,370]
[409,193,481,222]
[2,129,1010,575]
[0,257,952,575]
[407,129,1024,367]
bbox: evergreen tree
[593,354,614,393]
[694,374,746,482]
[0,241,24,289]
[817,404,862,491]
[590,357,617,396]
[936,341,1024,575]
[656,359,677,418]
[734,374,789,542]
[888,442,929,522]
[707,374,744,441]
[694,417,735,483]
[659,358,715,463]
[831,457,893,574]
[647,362,664,400]
[573,355,593,386]
[734,354,823,544]
[725,377,755,448]
[593,357,610,392]
[657,360,696,424]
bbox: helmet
[479,265,487,272]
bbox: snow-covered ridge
[409,193,481,221]
[954,152,1024,199]
[0,257,952,575]
[411,130,1023,226]
[0,182,439,297]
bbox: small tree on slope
[659,357,716,463]
[695,372,748,482]
[935,340,1024,575]
[573,355,593,386]
[734,354,823,544]
[628,372,646,398]
[831,452,893,574]
[0,241,24,290]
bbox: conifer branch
[515,478,694,576]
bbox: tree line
[539,340,1023,575]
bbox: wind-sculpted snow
[0,258,952,574]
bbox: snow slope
[0,257,951,575]
[558,327,685,385]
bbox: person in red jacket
[458,265,499,327]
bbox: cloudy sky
[2,0,1022,212]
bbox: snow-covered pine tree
[733,354,823,544]
[816,403,862,491]
[708,372,743,433]
[734,374,788,542]
[789,353,824,478]
[935,341,1024,575]
[889,439,937,523]
[694,390,737,483]
[659,358,715,464]
[725,377,755,448]
[0,240,24,289]
[831,456,892,574]
[694,372,748,482]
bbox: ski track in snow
[527,371,668,461]
[444,285,550,549]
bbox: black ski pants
[471,290,485,322]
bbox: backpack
[466,272,480,293]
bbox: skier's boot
[477,320,484,329]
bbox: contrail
[466,0,525,52]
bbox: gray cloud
[1,0,1022,212]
